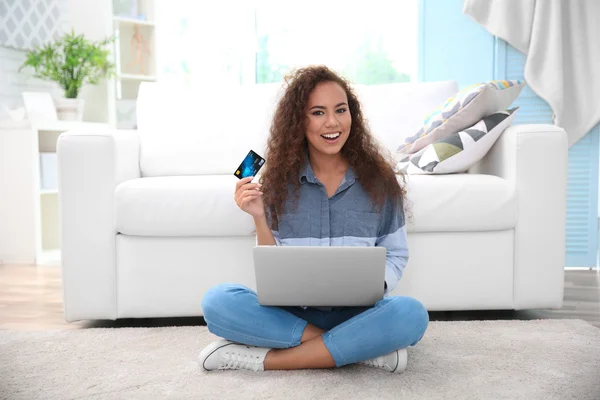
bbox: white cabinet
[111,0,158,129]
[0,120,108,265]
[66,0,158,128]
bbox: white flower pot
[54,97,85,121]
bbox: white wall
[0,0,68,110]
[0,47,63,109]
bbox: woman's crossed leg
[199,283,429,372]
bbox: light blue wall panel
[420,0,600,267]
[419,0,495,89]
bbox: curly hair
[260,65,407,228]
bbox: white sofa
[57,81,568,322]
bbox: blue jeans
[201,283,429,367]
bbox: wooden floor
[0,264,599,330]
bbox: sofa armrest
[471,124,568,309]
[57,129,140,321]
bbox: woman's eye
[312,110,324,116]
[336,108,347,113]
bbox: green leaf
[18,29,115,98]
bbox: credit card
[234,150,266,180]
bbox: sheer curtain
[156,1,256,86]
[156,0,418,86]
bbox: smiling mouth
[321,132,341,140]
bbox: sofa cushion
[136,80,459,178]
[115,174,516,237]
[398,80,524,155]
[115,175,256,237]
[405,174,516,232]
[137,82,282,178]
[397,108,518,175]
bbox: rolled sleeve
[376,198,409,295]
[265,208,282,246]
[254,230,281,246]
[272,229,282,246]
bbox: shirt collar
[299,156,317,184]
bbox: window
[156,1,418,86]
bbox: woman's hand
[234,176,265,218]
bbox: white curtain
[463,0,600,147]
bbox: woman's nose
[325,113,339,128]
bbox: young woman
[199,66,429,373]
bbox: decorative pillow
[397,80,524,155]
[396,108,518,175]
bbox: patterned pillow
[396,108,518,175]
[397,80,524,155]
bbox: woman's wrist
[254,213,276,245]
[253,213,267,226]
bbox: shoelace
[221,350,262,372]
[361,356,386,368]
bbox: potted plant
[19,30,115,121]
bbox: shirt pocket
[278,213,311,245]
[343,211,379,246]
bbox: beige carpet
[1,319,600,400]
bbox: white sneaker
[198,339,271,372]
[359,349,408,373]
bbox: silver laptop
[253,246,386,307]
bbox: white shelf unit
[111,0,158,129]
[117,73,157,82]
[35,121,109,266]
[67,0,157,128]
[33,120,109,132]
[112,16,155,27]
[0,120,108,266]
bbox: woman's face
[304,81,352,157]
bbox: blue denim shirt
[267,160,409,295]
